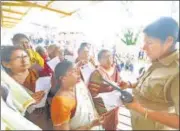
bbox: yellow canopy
[1,1,100,28]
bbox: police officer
[120,17,179,130]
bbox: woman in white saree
[1,69,36,115]
[0,70,42,130]
[51,60,104,130]
[0,69,46,130]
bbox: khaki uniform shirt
[131,50,179,130]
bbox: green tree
[121,29,139,46]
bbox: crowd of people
[28,32,85,47]
[1,16,179,130]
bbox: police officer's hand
[123,98,142,111]
[119,80,130,90]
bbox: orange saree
[51,96,76,126]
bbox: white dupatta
[69,81,104,130]
[1,70,36,116]
[1,97,42,130]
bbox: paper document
[80,63,95,85]
[47,57,60,71]
[95,90,122,111]
[35,76,51,108]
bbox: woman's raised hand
[31,91,45,104]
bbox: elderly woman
[88,49,123,115]
[51,60,104,130]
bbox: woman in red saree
[88,49,123,115]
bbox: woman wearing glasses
[1,46,51,130]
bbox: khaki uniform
[131,51,179,130]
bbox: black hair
[54,60,73,89]
[12,33,29,45]
[78,42,90,54]
[98,49,110,61]
[36,46,46,56]
[143,17,179,44]
[1,46,27,73]
[80,42,90,48]
[78,47,84,54]
[1,46,26,63]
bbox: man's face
[142,34,173,61]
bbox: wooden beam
[1,2,3,27]
[3,21,18,24]
[2,2,32,7]
[2,2,34,27]
[26,1,72,16]
[46,0,55,7]
[2,8,24,15]
[20,6,32,20]
[2,23,15,27]
[40,0,55,11]
[3,25,14,28]
[3,16,21,21]
[2,1,72,16]
[2,24,15,26]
